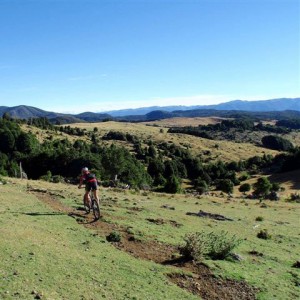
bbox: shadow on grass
[24,212,66,216]
[269,170,300,190]
[68,212,100,224]
[162,256,191,266]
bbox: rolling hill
[1,98,300,123]
[104,98,300,116]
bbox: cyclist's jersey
[80,172,97,184]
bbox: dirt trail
[29,188,258,300]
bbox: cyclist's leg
[91,182,99,205]
[91,183,100,219]
[93,190,100,206]
[84,185,92,207]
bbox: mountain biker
[78,167,99,208]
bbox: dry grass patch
[21,124,88,144]
[143,117,230,127]
[66,121,279,163]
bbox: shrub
[271,182,280,192]
[239,183,251,194]
[257,229,271,240]
[255,216,264,221]
[238,173,250,182]
[179,231,242,261]
[51,175,64,183]
[193,179,208,194]
[39,170,52,182]
[0,176,7,184]
[106,231,121,242]
[216,179,234,194]
[288,193,300,203]
[262,135,294,151]
[253,177,272,198]
[164,175,181,194]
[268,191,280,201]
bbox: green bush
[238,172,250,182]
[0,176,7,184]
[51,175,64,183]
[179,230,242,261]
[39,171,52,182]
[257,229,271,240]
[216,179,234,194]
[239,183,251,194]
[262,135,294,151]
[253,177,272,198]
[255,216,264,221]
[193,178,208,194]
[164,175,181,194]
[106,231,121,242]
[288,193,300,203]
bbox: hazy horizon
[2,96,300,115]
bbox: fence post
[20,162,23,179]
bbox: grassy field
[21,118,288,163]
[0,179,199,300]
[1,178,299,299]
[66,120,280,162]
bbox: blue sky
[0,0,299,113]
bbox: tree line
[168,118,294,150]
[1,116,300,194]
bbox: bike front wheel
[92,200,100,220]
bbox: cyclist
[78,167,99,208]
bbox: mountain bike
[82,190,100,220]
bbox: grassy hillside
[1,178,299,299]
[66,120,280,162]
[143,117,230,127]
[24,118,300,164]
[0,179,198,300]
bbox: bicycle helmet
[82,167,88,173]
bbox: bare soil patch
[168,270,257,300]
[146,218,183,227]
[186,210,234,221]
[30,188,259,300]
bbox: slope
[1,178,299,300]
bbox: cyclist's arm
[78,175,85,188]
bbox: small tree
[216,179,234,194]
[253,177,272,198]
[239,183,251,194]
[2,112,11,121]
[164,175,181,194]
[271,182,280,192]
[194,178,209,194]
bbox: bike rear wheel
[92,199,100,220]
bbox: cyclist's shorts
[85,181,98,191]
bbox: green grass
[0,181,199,300]
[1,179,300,299]
[97,190,300,300]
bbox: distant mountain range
[0,105,111,123]
[104,98,300,116]
[1,98,300,123]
